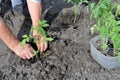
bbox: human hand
[33,30,48,53]
[14,42,34,59]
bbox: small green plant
[66,0,88,23]
[88,0,120,60]
[21,20,54,56]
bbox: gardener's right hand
[14,43,34,59]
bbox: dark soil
[0,0,120,80]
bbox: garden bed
[0,0,120,80]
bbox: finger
[28,51,34,59]
[37,35,44,53]
[29,51,34,58]
[24,53,31,59]
[28,52,34,59]
[37,40,43,53]
[20,55,27,59]
[23,45,31,59]
[44,42,48,51]
[29,47,34,57]
[27,44,34,58]
[40,43,44,53]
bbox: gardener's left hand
[33,30,48,53]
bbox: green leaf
[37,27,46,37]
[30,27,35,33]
[93,6,100,18]
[21,39,27,48]
[67,0,72,3]
[38,20,42,25]
[116,4,120,16]
[22,35,28,38]
[100,3,107,9]
[78,1,82,6]
[26,38,29,42]
[33,37,38,44]
[83,0,88,4]
[29,35,33,38]
[42,38,47,43]
[46,37,54,41]
[118,53,120,62]
[116,21,120,25]
[34,51,39,56]
[89,3,95,10]
[41,20,47,24]
[101,44,108,51]
[42,24,49,27]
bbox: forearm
[0,19,20,51]
[27,0,42,26]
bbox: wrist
[11,40,21,52]
[32,22,41,36]
[32,19,40,27]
